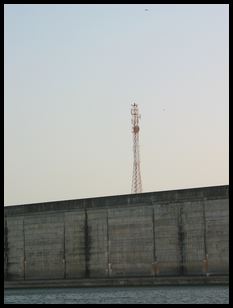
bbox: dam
[4,185,229,288]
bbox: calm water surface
[4,286,229,304]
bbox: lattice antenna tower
[131,103,142,194]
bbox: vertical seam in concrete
[63,215,66,279]
[23,219,26,280]
[152,206,156,262]
[84,208,90,278]
[178,204,185,275]
[202,200,208,274]
[202,201,207,257]
[106,209,110,277]
[4,218,8,280]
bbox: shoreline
[4,275,229,289]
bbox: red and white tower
[131,103,142,194]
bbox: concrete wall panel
[6,217,24,280]
[87,209,108,277]
[108,206,153,277]
[182,201,205,275]
[154,203,180,275]
[205,199,229,274]
[64,211,85,278]
[24,214,64,280]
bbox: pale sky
[4,4,229,206]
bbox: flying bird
[145,8,149,11]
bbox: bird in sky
[145,9,149,11]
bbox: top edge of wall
[4,185,229,216]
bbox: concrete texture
[4,185,229,287]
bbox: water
[4,286,229,304]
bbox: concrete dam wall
[4,185,229,287]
